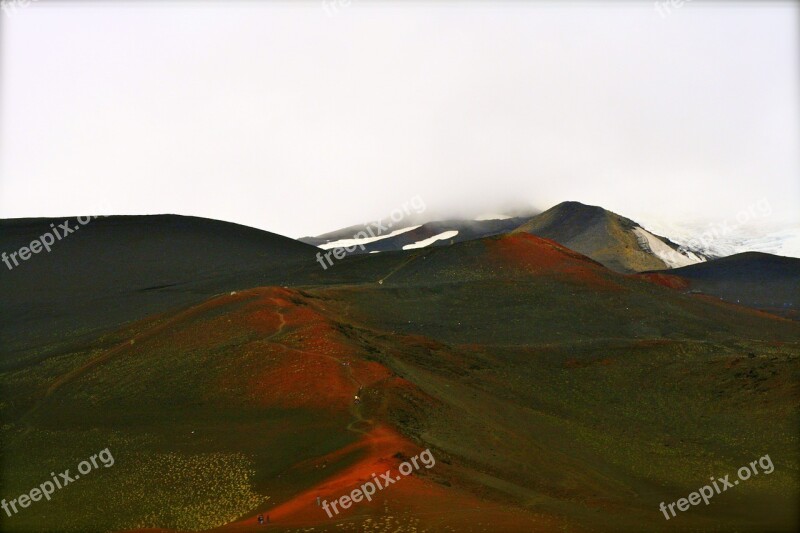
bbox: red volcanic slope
[117,286,552,532]
[631,272,789,322]
[243,293,388,410]
[218,423,548,532]
[487,233,624,289]
[138,286,390,411]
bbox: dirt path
[267,301,372,436]
[219,301,385,527]
[225,426,405,529]
[376,250,425,285]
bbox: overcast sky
[1,0,798,240]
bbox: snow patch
[633,227,705,269]
[402,230,459,250]
[319,225,422,250]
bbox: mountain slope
[302,201,712,274]
[327,233,799,345]
[300,217,532,253]
[514,201,709,273]
[0,215,321,361]
[649,252,800,319]
[2,232,798,532]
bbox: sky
[1,0,798,243]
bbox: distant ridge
[301,217,531,253]
[514,201,710,273]
[0,214,319,359]
[652,251,800,319]
[301,201,712,273]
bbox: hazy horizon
[1,1,798,247]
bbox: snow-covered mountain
[302,201,774,273]
[514,202,713,273]
[631,226,708,268]
[300,216,533,254]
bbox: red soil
[201,287,392,410]
[217,424,546,532]
[238,425,409,525]
[118,286,555,532]
[636,272,691,290]
[489,234,623,290]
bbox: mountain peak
[513,202,704,273]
